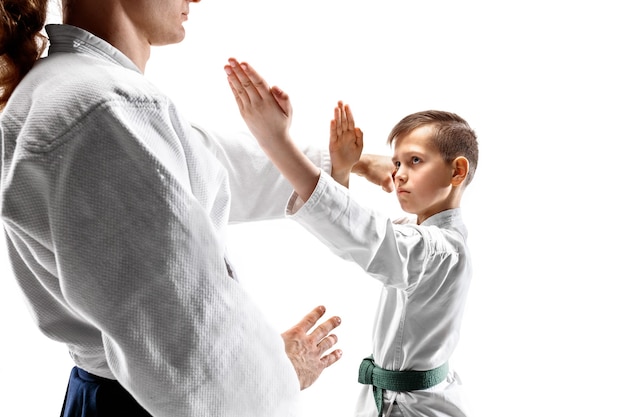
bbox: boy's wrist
[331,167,351,188]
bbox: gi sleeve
[191,124,331,223]
[287,172,451,291]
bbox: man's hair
[0,0,49,110]
[387,110,479,186]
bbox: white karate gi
[287,172,472,417]
[0,24,330,417]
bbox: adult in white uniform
[225,59,479,417]
[0,1,394,416]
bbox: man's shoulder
[3,56,171,155]
[32,53,164,107]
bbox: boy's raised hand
[329,101,363,188]
[224,58,292,151]
[225,58,321,202]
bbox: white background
[2,1,625,416]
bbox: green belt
[358,356,448,417]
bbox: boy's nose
[393,167,407,182]
[394,172,407,184]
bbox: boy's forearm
[331,167,351,188]
[260,136,320,202]
[332,154,374,188]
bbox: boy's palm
[330,123,363,171]
[329,102,363,175]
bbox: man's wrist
[351,154,370,177]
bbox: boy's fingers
[226,58,269,104]
[239,61,270,94]
[334,106,343,136]
[340,103,347,130]
[226,80,245,111]
[224,65,250,106]
[345,104,355,131]
[355,127,364,148]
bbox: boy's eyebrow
[393,147,428,158]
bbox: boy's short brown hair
[387,110,479,186]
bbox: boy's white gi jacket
[288,172,472,417]
[0,24,330,417]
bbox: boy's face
[392,125,456,221]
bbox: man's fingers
[382,175,395,193]
[320,349,343,368]
[309,315,341,343]
[292,305,326,334]
[317,333,338,353]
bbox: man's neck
[64,2,150,72]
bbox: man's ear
[450,157,469,187]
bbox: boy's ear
[450,157,469,187]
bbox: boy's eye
[412,157,421,164]
[394,161,401,169]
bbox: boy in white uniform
[224,59,479,417]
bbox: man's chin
[152,30,186,47]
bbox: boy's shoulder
[393,209,468,248]
[393,215,417,225]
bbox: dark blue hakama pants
[60,367,152,417]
